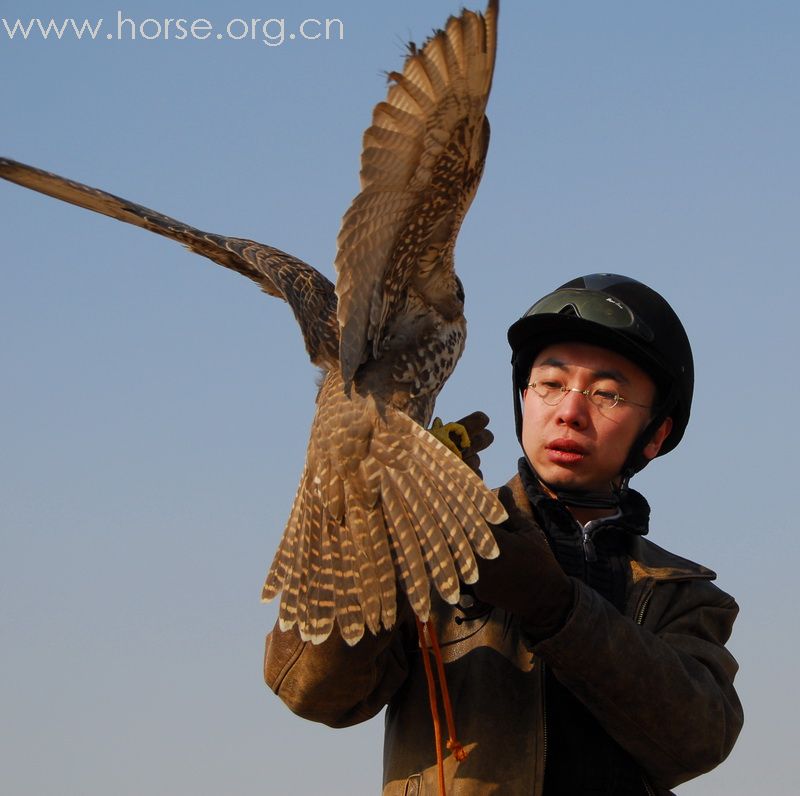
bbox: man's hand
[473,525,575,642]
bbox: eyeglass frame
[526,380,652,411]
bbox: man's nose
[556,388,590,428]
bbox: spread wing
[335,0,498,388]
[0,157,339,369]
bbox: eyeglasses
[527,380,651,411]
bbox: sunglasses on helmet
[522,288,655,343]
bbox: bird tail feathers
[262,401,505,646]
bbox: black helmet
[508,274,693,476]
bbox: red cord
[416,618,447,795]
[416,618,471,796]
[426,621,469,762]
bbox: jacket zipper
[582,528,598,562]
[636,589,656,795]
[533,660,548,796]
[635,589,653,626]
[579,508,622,563]
[541,663,548,768]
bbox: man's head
[522,341,672,494]
[508,274,693,499]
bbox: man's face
[521,342,672,493]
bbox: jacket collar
[516,458,651,536]
[500,469,716,584]
[627,536,717,584]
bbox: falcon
[0,0,505,646]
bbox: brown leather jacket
[265,475,743,795]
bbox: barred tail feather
[380,472,431,620]
[263,400,506,645]
[344,493,382,635]
[330,517,367,644]
[415,470,478,586]
[261,475,305,601]
[393,468,461,604]
[408,420,506,526]
[407,422,502,560]
[296,493,321,641]
[300,498,336,643]
[278,491,313,633]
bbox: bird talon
[429,417,471,458]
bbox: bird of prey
[0,0,505,647]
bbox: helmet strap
[546,483,625,510]
[521,452,628,510]
[621,383,679,475]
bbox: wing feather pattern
[380,474,431,620]
[335,1,498,388]
[2,2,506,650]
[0,157,339,369]
[263,373,504,641]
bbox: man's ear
[642,416,673,461]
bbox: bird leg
[429,417,471,457]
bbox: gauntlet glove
[473,524,575,642]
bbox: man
[265,273,743,795]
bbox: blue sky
[1,2,797,793]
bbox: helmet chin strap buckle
[548,487,623,511]
[529,456,629,511]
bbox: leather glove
[473,524,575,642]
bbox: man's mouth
[545,438,588,465]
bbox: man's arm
[264,608,415,728]
[473,481,742,790]
[534,576,742,790]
